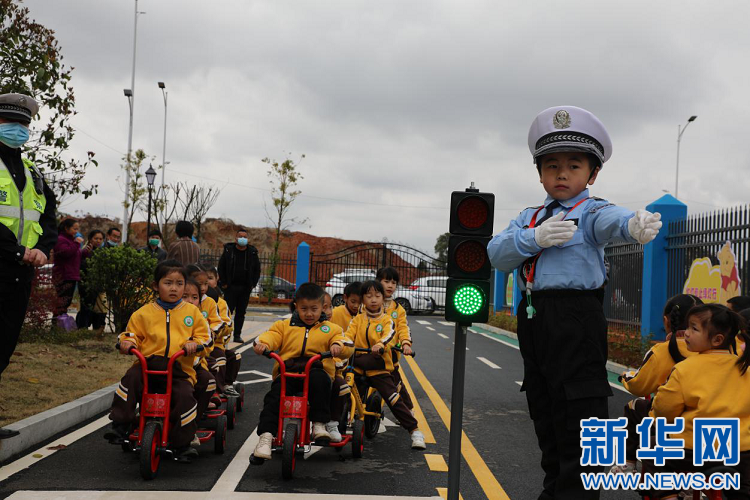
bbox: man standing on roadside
[0,93,57,439]
[103,227,121,248]
[140,229,167,262]
[167,220,201,266]
[218,228,260,343]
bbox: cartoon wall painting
[682,241,741,305]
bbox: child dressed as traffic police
[488,106,662,500]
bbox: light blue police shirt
[487,189,637,291]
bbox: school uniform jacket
[118,301,211,385]
[345,310,397,377]
[621,337,696,397]
[384,300,411,347]
[257,315,352,380]
[214,296,234,349]
[651,350,750,451]
[331,305,355,331]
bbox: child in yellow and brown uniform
[346,280,426,450]
[377,267,414,411]
[105,260,211,461]
[252,283,352,460]
[651,304,750,499]
[330,281,362,331]
[611,294,702,475]
[322,292,350,442]
[207,267,242,389]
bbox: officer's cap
[528,106,612,166]
[0,93,39,125]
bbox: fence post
[492,269,505,313]
[641,194,687,341]
[296,242,310,289]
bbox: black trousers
[623,397,651,461]
[0,269,33,380]
[517,290,612,500]
[257,367,332,436]
[224,284,251,339]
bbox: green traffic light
[453,284,484,315]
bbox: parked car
[326,269,376,306]
[408,276,447,309]
[393,286,435,315]
[252,275,296,299]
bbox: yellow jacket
[200,295,224,335]
[345,310,397,376]
[257,315,352,380]
[118,301,211,385]
[331,304,356,331]
[621,338,696,397]
[214,296,234,349]
[652,349,750,451]
[384,299,411,347]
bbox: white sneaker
[325,421,342,443]
[411,430,426,449]
[190,435,201,448]
[609,462,636,474]
[312,422,332,442]
[254,432,274,460]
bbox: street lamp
[145,164,156,243]
[158,81,167,194]
[675,115,697,200]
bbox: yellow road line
[425,453,449,472]
[400,365,436,444]
[436,487,464,500]
[404,355,510,500]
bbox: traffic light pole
[447,322,468,500]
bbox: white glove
[627,209,662,245]
[533,211,577,248]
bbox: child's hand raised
[254,342,270,355]
[182,341,199,355]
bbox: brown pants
[110,358,197,448]
[226,348,241,384]
[392,364,414,410]
[208,347,227,388]
[193,364,217,420]
[357,372,418,432]
[330,374,350,420]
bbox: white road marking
[515,381,523,386]
[477,357,501,369]
[0,415,110,483]
[235,342,255,354]
[416,320,431,325]
[304,445,324,459]
[437,333,449,339]
[210,427,260,493]
[235,369,273,385]
[382,417,399,427]
[438,321,453,326]
[426,326,435,331]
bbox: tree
[121,149,151,244]
[262,154,306,301]
[434,232,449,268]
[176,183,220,242]
[0,0,98,204]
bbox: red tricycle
[251,350,364,479]
[118,345,228,480]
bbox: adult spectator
[167,220,200,266]
[103,227,121,248]
[140,229,167,262]
[218,228,260,342]
[0,93,57,439]
[52,218,83,318]
[76,229,106,330]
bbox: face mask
[109,240,119,246]
[149,238,160,247]
[237,237,248,246]
[0,122,30,148]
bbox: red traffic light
[456,196,489,230]
[449,191,494,236]
[454,240,487,273]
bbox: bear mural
[682,241,741,305]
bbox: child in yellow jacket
[330,281,362,331]
[346,280,426,450]
[252,283,351,460]
[323,291,352,443]
[611,294,701,474]
[106,260,210,461]
[377,267,414,411]
[207,267,242,391]
[651,304,750,499]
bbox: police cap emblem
[553,110,571,129]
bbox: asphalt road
[0,315,642,499]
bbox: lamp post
[158,81,167,191]
[675,115,697,200]
[145,164,156,243]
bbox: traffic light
[445,184,495,325]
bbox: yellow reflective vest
[0,158,47,249]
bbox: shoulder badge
[376,324,383,333]
[184,316,194,327]
[391,311,398,319]
[202,311,208,318]
[320,325,330,333]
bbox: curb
[474,323,637,374]
[0,382,116,463]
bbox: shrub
[21,267,59,337]
[486,309,518,333]
[82,246,156,333]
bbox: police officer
[488,106,662,499]
[0,93,57,439]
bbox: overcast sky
[20,0,750,254]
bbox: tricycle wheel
[282,422,298,480]
[214,415,227,454]
[352,419,364,458]
[364,392,382,439]
[139,421,162,480]
[235,384,245,412]
[226,396,237,430]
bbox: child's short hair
[360,280,385,297]
[727,296,750,313]
[664,294,702,363]
[155,259,187,283]
[686,304,750,373]
[293,282,325,303]
[185,264,206,278]
[344,281,362,297]
[175,220,194,238]
[206,266,219,277]
[376,267,400,283]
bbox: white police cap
[528,106,612,166]
[0,93,39,125]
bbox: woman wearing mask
[52,218,84,320]
[140,229,167,262]
[76,229,106,330]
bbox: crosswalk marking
[477,357,501,369]
[438,321,453,326]
[211,427,260,492]
[426,326,435,331]
[437,333,449,339]
[515,381,522,386]
[416,320,432,325]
